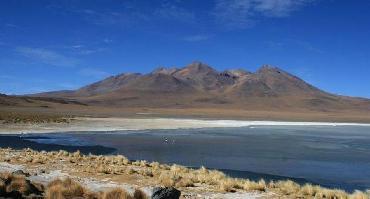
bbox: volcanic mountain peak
[257,64,285,74]
[224,69,251,77]
[151,67,179,75]
[177,61,217,75]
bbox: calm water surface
[3,125,370,191]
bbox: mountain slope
[0,93,86,107]
[33,62,370,112]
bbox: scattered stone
[12,170,30,177]
[151,187,181,199]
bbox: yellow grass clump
[6,175,31,195]
[133,189,147,199]
[158,173,176,187]
[0,172,44,197]
[175,177,194,188]
[350,190,370,199]
[299,183,321,196]
[102,188,132,199]
[46,178,86,199]
[219,179,238,192]
[313,188,348,199]
[273,180,301,195]
[243,179,266,192]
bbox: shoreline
[1,117,370,134]
[0,134,361,192]
[0,148,273,199]
[0,134,317,188]
[1,147,368,199]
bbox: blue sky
[0,0,369,98]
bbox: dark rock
[151,187,181,199]
[5,177,43,197]
[12,170,30,177]
[0,179,5,195]
[4,190,23,199]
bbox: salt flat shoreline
[1,117,370,134]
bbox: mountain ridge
[32,62,370,112]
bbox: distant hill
[33,62,370,112]
[0,93,86,108]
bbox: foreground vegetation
[0,172,147,199]
[1,148,370,198]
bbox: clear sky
[0,0,369,98]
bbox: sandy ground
[1,117,370,134]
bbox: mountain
[33,62,370,112]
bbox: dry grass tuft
[219,179,237,192]
[46,178,86,199]
[84,191,102,199]
[158,173,176,187]
[274,180,300,195]
[32,157,46,164]
[5,175,41,196]
[299,183,320,197]
[243,179,266,192]
[150,162,160,169]
[97,164,113,174]
[349,190,370,199]
[314,188,348,199]
[102,188,133,199]
[0,172,12,181]
[176,178,194,188]
[114,155,130,165]
[133,188,147,199]
[0,172,43,197]
[6,175,29,194]
[127,168,136,175]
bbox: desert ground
[2,102,370,123]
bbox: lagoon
[2,125,370,191]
